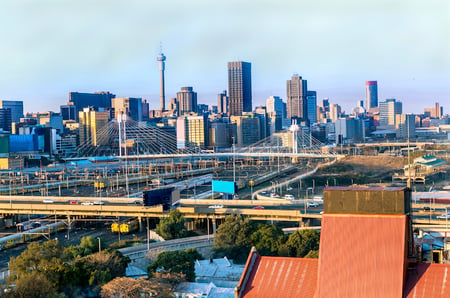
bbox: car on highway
[69,200,80,204]
[270,192,280,198]
[93,201,105,205]
[81,201,94,206]
[42,199,54,204]
[436,213,450,219]
[208,204,224,209]
[284,194,295,200]
[307,201,320,208]
[253,206,264,210]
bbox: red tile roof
[238,252,318,298]
[405,263,450,297]
[317,213,408,298]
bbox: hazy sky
[1,0,449,114]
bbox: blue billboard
[212,180,237,194]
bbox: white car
[42,199,54,204]
[270,192,280,198]
[437,213,450,219]
[284,194,295,200]
[81,201,94,206]
[208,204,224,209]
[93,201,105,205]
[307,201,320,208]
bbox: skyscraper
[217,90,229,114]
[0,100,23,123]
[69,92,115,119]
[379,98,402,128]
[286,74,307,119]
[176,87,197,115]
[306,91,317,125]
[78,107,109,147]
[365,81,378,110]
[157,51,166,111]
[228,61,252,116]
[112,97,143,121]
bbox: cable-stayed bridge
[71,119,339,160]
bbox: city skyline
[0,0,449,114]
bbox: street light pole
[97,237,101,252]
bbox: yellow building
[78,108,109,146]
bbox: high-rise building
[78,107,109,147]
[254,107,270,139]
[112,97,143,121]
[335,118,365,144]
[329,103,342,122]
[395,114,415,140]
[0,100,23,123]
[176,114,208,149]
[0,108,12,132]
[266,96,284,133]
[365,81,378,110]
[176,87,197,115]
[306,91,317,125]
[157,51,166,111]
[142,99,149,121]
[69,92,115,119]
[230,114,261,147]
[60,104,77,121]
[286,74,307,119]
[228,61,252,116]
[209,120,232,150]
[379,98,402,128]
[424,102,443,119]
[217,90,229,114]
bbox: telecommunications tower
[157,48,166,111]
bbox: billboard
[212,180,237,194]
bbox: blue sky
[0,0,449,114]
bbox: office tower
[69,92,115,118]
[78,107,109,146]
[266,96,284,133]
[286,74,307,119]
[197,104,209,115]
[424,102,442,119]
[322,98,330,113]
[379,98,402,128]
[176,114,209,149]
[306,91,317,125]
[217,90,229,114]
[0,100,23,123]
[36,112,64,134]
[210,120,232,149]
[0,109,12,132]
[228,61,252,116]
[335,118,365,144]
[112,97,143,121]
[395,114,415,140]
[60,104,77,121]
[329,104,341,122]
[142,99,149,121]
[365,81,378,110]
[176,87,197,115]
[254,107,270,139]
[230,114,261,147]
[168,98,178,114]
[157,51,166,111]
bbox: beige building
[176,114,208,149]
[78,108,109,146]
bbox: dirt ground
[338,155,406,173]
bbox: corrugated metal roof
[317,213,408,298]
[405,263,450,297]
[241,256,318,298]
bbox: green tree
[75,249,130,288]
[304,249,319,258]
[213,215,257,263]
[250,224,285,256]
[7,271,56,298]
[148,249,202,282]
[155,209,188,240]
[80,236,97,253]
[7,240,75,291]
[101,274,182,297]
[282,229,320,258]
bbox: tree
[148,249,201,282]
[155,209,187,240]
[75,249,130,288]
[101,274,182,297]
[7,271,56,298]
[250,224,285,256]
[7,240,75,291]
[213,215,257,263]
[282,229,320,258]
[304,250,319,259]
[80,236,97,253]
